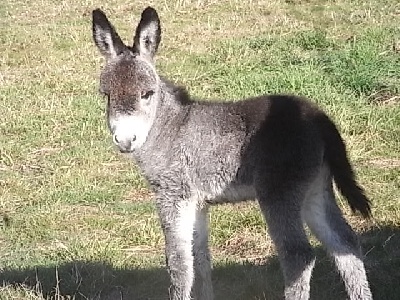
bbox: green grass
[1,0,399,299]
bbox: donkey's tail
[318,113,372,218]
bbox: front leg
[193,205,213,300]
[157,195,197,300]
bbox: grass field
[1,0,399,299]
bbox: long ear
[92,9,126,59]
[133,7,161,59]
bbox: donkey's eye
[141,90,154,100]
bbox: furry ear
[132,7,161,59]
[92,9,126,59]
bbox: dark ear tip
[92,8,106,20]
[142,6,159,18]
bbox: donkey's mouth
[118,148,135,154]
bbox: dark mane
[161,76,192,105]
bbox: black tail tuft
[318,113,372,218]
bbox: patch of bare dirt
[213,229,275,261]
[124,188,153,202]
[368,89,400,106]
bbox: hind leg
[302,180,372,300]
[193,205,213,300]
[258,192,315,300]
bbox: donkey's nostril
[112,134,135,153]
[113,134,119,145]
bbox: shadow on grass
[1,225,399,300]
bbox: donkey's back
[147,94,325,204]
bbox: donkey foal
[91,6,373,300]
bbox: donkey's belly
[204,184,257,205]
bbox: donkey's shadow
[1,225,399,300]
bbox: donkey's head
[92,7,161,153]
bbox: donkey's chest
[139,157,256,204]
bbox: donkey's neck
[133,79,192,166]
